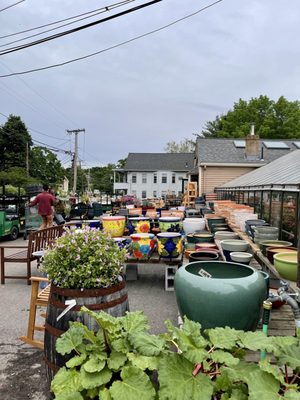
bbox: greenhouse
[215,149,300,246]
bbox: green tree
[202,95,300,138]
[90,164,115,194]
[0,114,32,170]
[29,146,65,185]
[164,138,196,153]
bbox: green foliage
[42,227,126,288]
[202,95,300,138]
[89,164,115,194]
[0,114,32,171]
[164,138,196,153]
[51,311,300,400]
[29,146,65,185]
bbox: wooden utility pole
[67,129,85,193]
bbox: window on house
[132,174,137,183]
[142,173,147,183]
[142,191,147,199]
[162,173,167,183]
[153,173,157,183]
[161,191,167,199]
[172,174,176,184]
[153,190,157,198]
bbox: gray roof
[196,137,299,164]
[122,153,194,172]
[219,149,300,188]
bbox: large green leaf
[259,359,285,385]
[237,331,271,351]
[277,345,300,370]
[99,387,112,400]
[70,321,98,345]
[206,327,242,350]
[158,353,213,400]
[111,338,131,354]
[54,392,84,400]
[109,366,156,400]
[127,353,158,371]
[66,353,87,368]
[122,311,150,333]
[80,307,122,336]
[221,362,280,400]
[128,332,166,356]
[80,366,112,389]
[210,349,240,367]
[51,367,82,396]
[56,324,85,355]
[284,390,300,399]
[107,350,127,371]
[83,355,106,373]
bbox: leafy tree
[0,114,32,170]
[202,95,300,138]
[29,147,65,185]
[164,138,196,153]
[90,164,115,194]
[65,166,88,194]
[116,158,127,168]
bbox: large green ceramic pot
[175,261,267,331]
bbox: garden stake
[260,300,272,361]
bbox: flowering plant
[42,227,127,289]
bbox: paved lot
[0,236,179,400]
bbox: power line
[0,0,134,39]
[0,0,223,78]
[0,0,24,13]
[32,138,73,155]
[0,0,162,56]
[0,0,135,48]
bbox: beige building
[194,135,300,196]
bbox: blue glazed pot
[157,232,183,258]
[175,261,267,331]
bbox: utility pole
[25,142,29,177]
[67,129,85,193]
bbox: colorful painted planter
[113,237,128,250]
[157,232,183,259]
[175,261,267,331]
[127,217,150,234]
[129,233,156,260]
[158,217,183,233]
[273,252,298,282]
[102,216,125,237]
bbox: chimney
[245,124,260,160]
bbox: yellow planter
[102,216,125,237]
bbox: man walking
[29,184,55,229]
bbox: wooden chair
[20,276,50,349]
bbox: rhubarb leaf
[107,350,127,371]
[128,332,166,356]
[109,366,156,400]
[206,327,242,349]
[80,366,112,389]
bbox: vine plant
[51,308,300,400]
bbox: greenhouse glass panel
[262,191,271,223]
[281,192,297,245]
[270,192,282,228]
[263,141,289,149]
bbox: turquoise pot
[175,261,266,331]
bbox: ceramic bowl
[188,251,219,262]
[220,239,249,252]
[230,252,253,265]
[214,231,239,241]
[259,240,293,256]
[273,252,298,282]
[183,218,206,234]
[195,242,218,251]
[266,246,297,264]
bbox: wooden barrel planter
[44,280,129,383]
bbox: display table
[126,253,184,291]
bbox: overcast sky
[1,0,299,167]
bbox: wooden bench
[0,225,64,285]
[20,276,50,349]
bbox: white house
[113,153,195,200]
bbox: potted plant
[50,309,300,400]
[41,226,128,381]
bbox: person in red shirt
[29,184,55,229]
